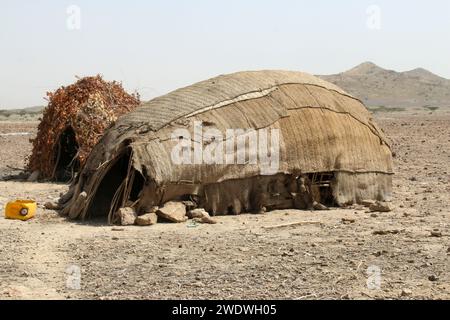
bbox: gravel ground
[0,109,449,300]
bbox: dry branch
[27,75,139,179]
[263,221,322,230]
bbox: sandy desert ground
[0,109,449,300]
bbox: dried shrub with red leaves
[27,75,140,180]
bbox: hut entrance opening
[86,149,144,221]
[54,126,80,181]
[308,172,336,206]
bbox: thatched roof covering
[60,70,393,220]
[27,75,139,180]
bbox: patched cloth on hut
[58,70,393,222]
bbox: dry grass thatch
[27,75,140,180]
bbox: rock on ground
[27,170,40,182]
[188,208,217,224]
[157,201,187,223]
[116,207,137,226]
[369,201,393,212]
[135,212,158,226]
[193,216,217,224]
[187,208,209,218]
[44,201,60,210]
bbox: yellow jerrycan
[5,200,37,221]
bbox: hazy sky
[1,0,449,108]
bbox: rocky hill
[319,62,450,108]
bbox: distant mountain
[319,62,450,108]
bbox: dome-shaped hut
[59,70,393,222]
[27,75,140,181]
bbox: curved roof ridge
[116,70,359,131]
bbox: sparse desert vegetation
[0,107,43,122]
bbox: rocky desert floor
[0,109,449,300]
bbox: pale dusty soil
[0,110,449,300]
[0,121,38,178]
